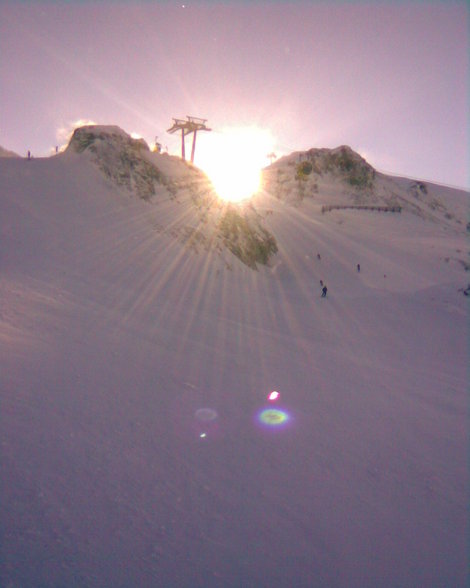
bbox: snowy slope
[0,145,20,158]
[0,128,468,587]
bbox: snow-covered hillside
[0,145,20,158]
[261,145,469,231]
[1,126,468,587]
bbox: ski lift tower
[167,116,211,163]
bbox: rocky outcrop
[68,126,163,200]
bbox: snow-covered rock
[67,125,170,201]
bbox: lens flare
[194,408,219,440]
[258,408,290,427]
[194,408,218,422]
[268,391,280,402]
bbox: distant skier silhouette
[321,285,328,298]
[357,263,361,272]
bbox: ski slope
[0,132,468,587]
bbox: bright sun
[196,127,275,202]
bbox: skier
[321,285,328,298]
[357,263,361,272]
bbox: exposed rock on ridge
[68,126,164,200]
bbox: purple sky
[1,1,468,188]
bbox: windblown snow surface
[0,128,468,587]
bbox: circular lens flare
[268,391,280,402]
[258,408,290,427]
[194,408,218,422]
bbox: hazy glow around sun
[196,127,275,202]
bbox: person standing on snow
[321,285,328,298]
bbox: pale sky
[1,1,468,188]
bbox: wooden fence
[321,204,402,214]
